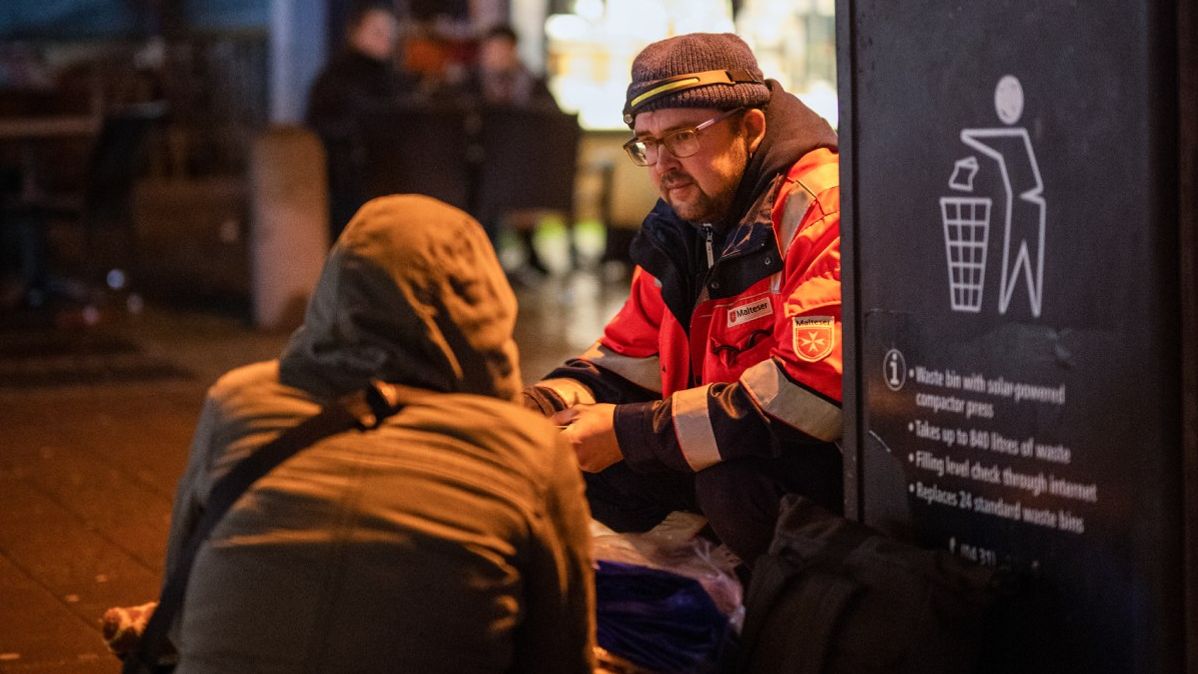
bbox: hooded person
[122,195,595,672]
[522,33,844,568]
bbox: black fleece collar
[723,80,838,231]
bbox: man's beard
[660,171,735,224]
[659,135,750,225]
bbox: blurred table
[0,115,99,201]
[0,115,99,139]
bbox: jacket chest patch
[792,315,836,362]
[726,296,774,328]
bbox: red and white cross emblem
[791,316,836,362]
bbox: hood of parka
[278,194,522,402]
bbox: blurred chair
[77,104,166,289]
[474,106,580,269]
[358,104,472,211]
[2,101,166,310]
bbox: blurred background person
[465,24,555,110]
[463,24,563,277]
[305,2,410,241]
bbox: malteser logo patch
[792,316,836,362]
[727,297,774,328]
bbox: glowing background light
[545,0,837,131]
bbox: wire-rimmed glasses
[622,107,745,167]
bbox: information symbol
[883,348,907,391]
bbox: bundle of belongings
[591,496,1008,674]
[591,512,745,674]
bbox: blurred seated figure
[306,3,411,240]
[464,24,562,275]
[0,178,47,311]
[464,24,556,110]
[106,195,596,673]
[399,17,478,103]
[1,101,164,317]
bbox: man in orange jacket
[524,33,843,566]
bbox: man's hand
[102,601,157,658]
[552,404,622,473]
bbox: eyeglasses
[622,107,745,166]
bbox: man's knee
[693,459,788,525]
[691,454,842,564]
[584,463,694,533]
[691,460,791,563]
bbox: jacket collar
[722,81,836,230]
[630,174,786,329]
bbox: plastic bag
[590,512,744,626]
[595,560,735,674]
[589,512,746,672]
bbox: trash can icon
[940,196,991,312]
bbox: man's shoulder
[770,149,841,256]
[207,360,313,415]
[391,393,573,482]
[407,393,560,439]
[785,148,840,194]
[210,361,278,396]
[777,148,840,220]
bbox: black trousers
[584,449,842,567]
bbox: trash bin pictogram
[940,196,991,312]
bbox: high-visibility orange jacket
[531,145,843,475]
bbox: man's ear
[744,108,767,155]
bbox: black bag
[737,494,1003,674]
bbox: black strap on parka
[123,381,417,674]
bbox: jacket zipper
[702,224,715,269]
[686,224,716,388]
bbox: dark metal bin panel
[838,1,1188,671]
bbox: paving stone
[0,476,162,635]
[0,554,113,672]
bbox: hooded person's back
[161,195,596,673]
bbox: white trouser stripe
[672,384,721,472]
[580,342,662,394]
[740,359,842,441]
[538,377,597,407]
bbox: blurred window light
[573,0,605,22]
[545,0,836,131]
[545,13,591,42]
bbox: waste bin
[837,1,1195,671]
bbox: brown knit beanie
[623,33,770,126]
